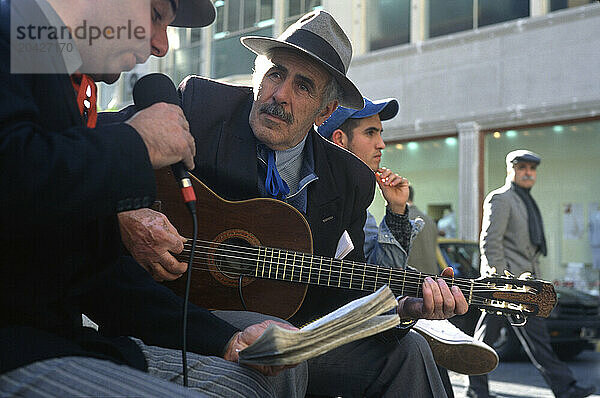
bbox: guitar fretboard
[253,246,474,302]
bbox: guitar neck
[253,246,474,302]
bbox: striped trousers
[0,311,308,398]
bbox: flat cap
[506,149,541,165]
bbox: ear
[315,100,339,126]
[331,129,349,149]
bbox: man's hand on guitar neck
[118,208,187,281]
[397,267,468,320]
[224,320,299,376]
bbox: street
[449,350,600,397]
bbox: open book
[238,285,400,366]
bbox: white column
[323,0,366,55]
[457,121,481,241]
[273,0,286,37]
[200,24,213,76]
[531,0,550,17]
[410,0,428,43]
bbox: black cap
[171,0,216,28]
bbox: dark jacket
[179,76,376,325]
[0,1,237,374]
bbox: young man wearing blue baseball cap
[318,97,414,270]
[319,98,500,396]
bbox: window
[211,1,275,79]
[159,43,204,89]
[428,0,473,38]
[367,0,410,51]
[214,0,274,35]
[260,0,273,21]
[284,0,322,29]
[212,26,273,78]
[478,0,529,28]
[428,0,529,39]
[227,0,242,32]
[551,0,596,12]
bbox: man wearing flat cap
[467,150,595,398]
[1,1,308,397]
[180,10,468,396]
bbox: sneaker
[413,319,498,375]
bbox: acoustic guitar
[156,170,557,325]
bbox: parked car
[436,238,600,361]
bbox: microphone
[133,73,196,211]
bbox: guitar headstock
[472,272,557,323]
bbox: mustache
[259,102,294,124]
[521,175,536,181]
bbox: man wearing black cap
[1,1,307,396]
[180,10,468,397]
[467,150,595,398]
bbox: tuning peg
[504,270,515,278]
[518,272,533,280]
[509,314,527,326]
[488,266,497,276]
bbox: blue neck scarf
[265,148,290,200]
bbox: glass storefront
[484,120,600,283]
[368,136,460,236]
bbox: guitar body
[156,168,311,319]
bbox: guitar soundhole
[208,229,261,287]
[215,238,255,279]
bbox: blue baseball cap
[318,97,399,139]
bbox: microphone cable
[181,199,197,387]
[132,73,198,386]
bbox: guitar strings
[177,241,538,308]
[179,240,529,293]
[168,263,494,308]
[181,249,509,302]
[179,241,528,291]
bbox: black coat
[179,76,376,325]
[0,1,237,374]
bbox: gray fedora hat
[240,10,364,109]
[171,0,216,28]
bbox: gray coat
[480,183,542,278]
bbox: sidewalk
[449,350,600,397]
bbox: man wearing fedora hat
[467,150,595,398]
[1,1,309,397]
[179,10,468,396]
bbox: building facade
[101,0,600,284]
